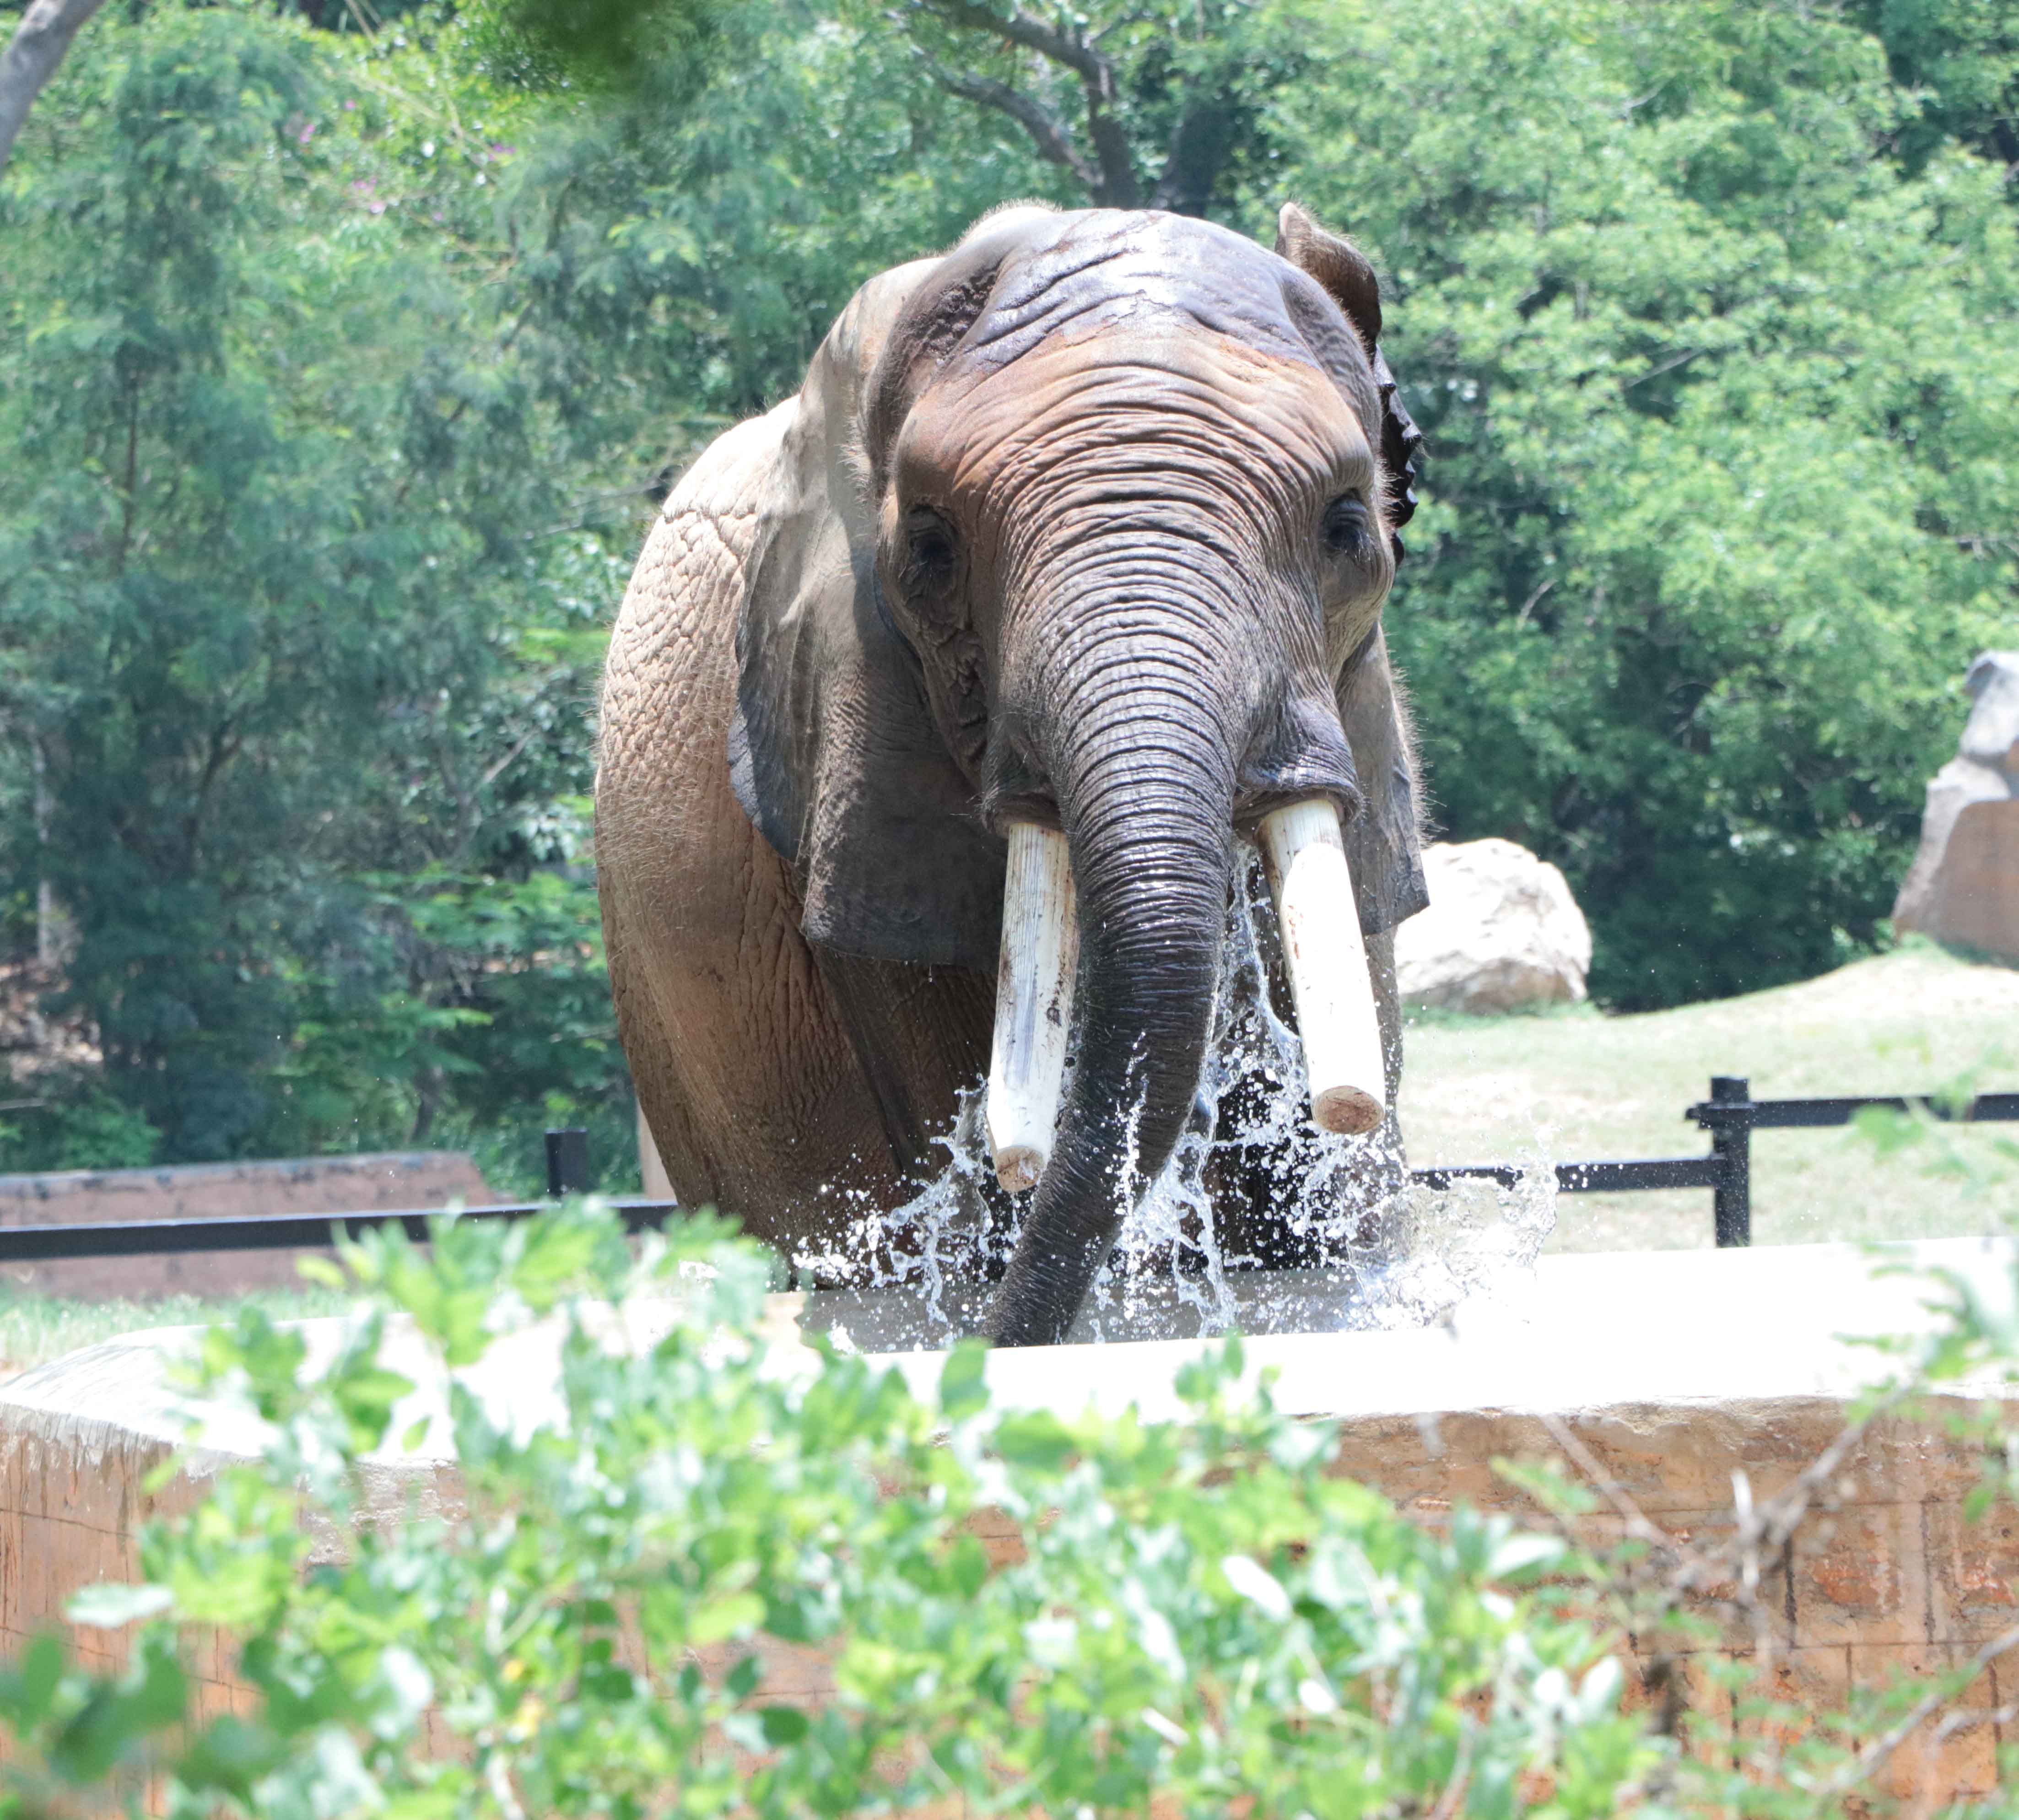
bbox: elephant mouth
[984,797,1385,1197]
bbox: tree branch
[0,0,109,174]
[1146,89,1236,216]
[919,56,1097,191]
[920,0,1102,82]
[908,0,1141,206]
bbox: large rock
[1394,837,1591,1013]
[1895,651,2019,961]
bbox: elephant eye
[1322,492,1371,558]
[901,508,960,594]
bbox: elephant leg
[600,769,904,1260]
[606,846,994,1272]
[606,899,706,1205]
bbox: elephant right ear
[726,260,1007,972]
[1276,202,1382,353]
[1275,202,1425,566]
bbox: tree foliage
[0,2,633,1179]
[877,0,1296,216]
[0,0,2014,1177]
[1270,0,2019,1002]
[0,0,111,175]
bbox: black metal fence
[1416,1076,2019,1247]
[0,1077,2013,1268]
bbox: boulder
[1394,837,1592,1013]
[1894,651,2019,962]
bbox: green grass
[0,1285,360,1382]
[1398,940,2019,1251]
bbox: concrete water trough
[3,1239,2017,1801]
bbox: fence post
[545,1128,590,1198]
[1709,1076,1752,1248]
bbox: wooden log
[986,822,1079,1193]
[1258,799,1386,1136]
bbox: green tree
[0,0,110,175]
[0,2,635,1175]
[1269,0,2019,1004]
[1855,0,2019,176]
[880,0,1296,216]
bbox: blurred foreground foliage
[9,1197,2019,1812]
[0,0,2013,1173]
[0,1203,1655,1816]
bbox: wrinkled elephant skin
[597,205,1427,1346]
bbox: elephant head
[729,205,1425,1345]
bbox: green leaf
[948,1534,990,1600]
[687,1591,764,1646]
[993,1411,1075,1472]
[939,1339,990,1420]
[6,1635,66,1725]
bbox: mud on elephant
[596,204,1427,1346]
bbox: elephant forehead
[864,209,1384,501]
[897,322,1377,508]
[960,210,1346,371]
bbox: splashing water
[796,842,1560,1351]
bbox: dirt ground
[1397,941,2019,1252]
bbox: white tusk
[986,821,1079,1193]
[1258,799,1386,1137]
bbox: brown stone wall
[0,1414,204,1712]
[0,1152,498,1300]
[1331,1399,2010,1805]
[0,1408,467,1765]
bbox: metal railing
[1416,1076,2019,1247]
[0,1078,2012,1268]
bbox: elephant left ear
[1275,202,1425,567]
[728,262,1007,973]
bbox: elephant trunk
[983,619,1240,1348]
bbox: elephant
[596,203,1428,1347]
